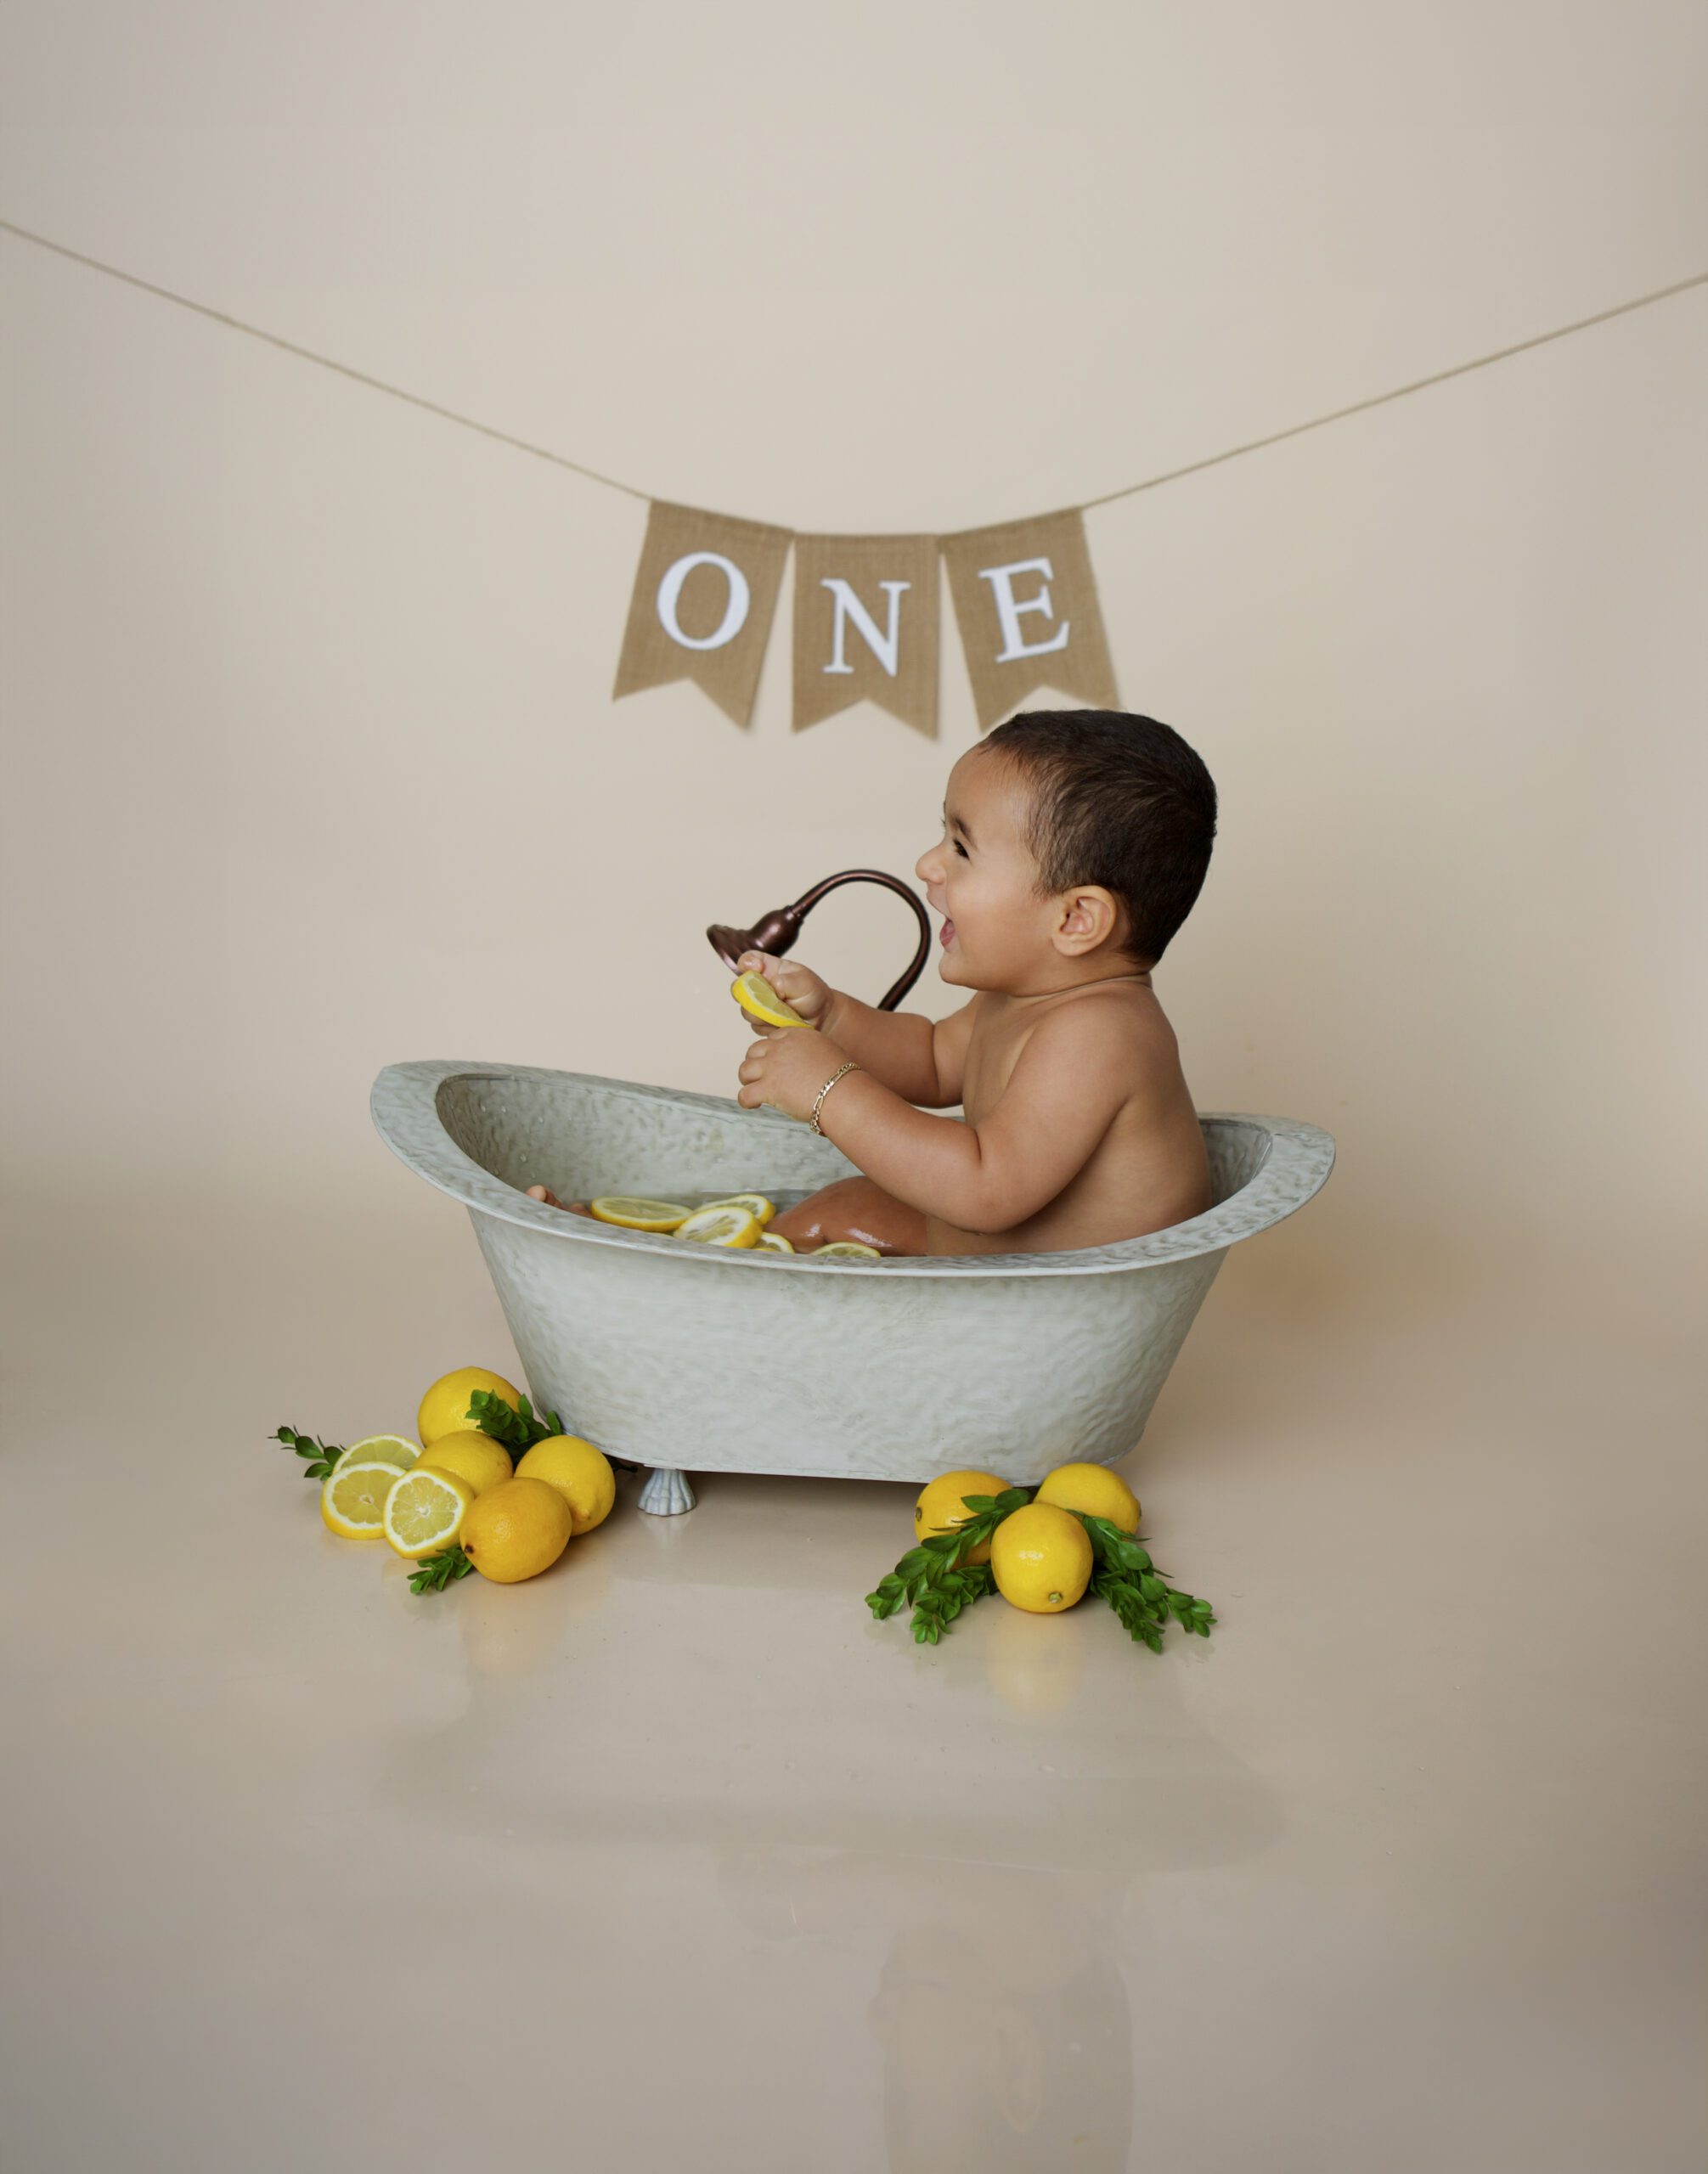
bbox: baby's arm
[813,1004,1134,1233]
[822,986,975,1110]
[737,949,971,1108]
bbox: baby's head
[915,710,1217,992]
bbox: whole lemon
[990,1503,1094,1614]
[417,1366,523,1448]
[913,1468,1010,1565]
[416,1429,515,1497]
[516,1435,616,1535]
[460,1478,575,1584]
[1034,1461,1141,1535]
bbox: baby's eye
[952,839,968,859]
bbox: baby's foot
[523,1185,595,1219]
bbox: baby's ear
[1056,886,1121,953]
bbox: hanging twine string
[0,215,651,502]
[1079,268,1708,510]
[4,216,1703,523]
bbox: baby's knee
[773,1176,924,1256]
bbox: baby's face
[915,748,1057,993]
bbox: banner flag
[613,502,792,728]
[940,509,1118,731]
[791,533,939,737]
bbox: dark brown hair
[981,710,1217,964]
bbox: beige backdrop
[3,19,1704,1301]
[2,10,1707,2164]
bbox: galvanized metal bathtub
[371,1062,1334,1514]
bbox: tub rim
[371,1059,1334,1280]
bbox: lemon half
[383,1466,476,1559]
[321,1461,401,1540]
[730,972,814,1030]
[589,1197,692,1231]
[334,1434,419,1476]
[674,1204,762,1248]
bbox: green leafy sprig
[271,1425,344,1481]
[465,1390,566,1455]
[409,1545,474,1595]
[1079,1514,1215,1650]
[865,1486,1032,1642]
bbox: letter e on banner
[979,557,1071,662]
[614,502,792,727]
[940,510,1117,731]
[792,533,939,735]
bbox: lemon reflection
[454,1534,615,1681]
[981,1601,1090,1719]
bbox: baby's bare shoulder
[1032,983,1175,1048]
[1023,987,1181,1091]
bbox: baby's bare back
[927,982,1210,1257]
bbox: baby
[746,707,1216,1256]
[533,709,1218,1258]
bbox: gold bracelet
[810,1060,861,1135]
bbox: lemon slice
[588,1197,692,1231]
[321,1460,402,1540]
[334,1433,419,1475]
[674,1204,762,1248]
[700,1192,776,1226]
[383,1466,476,1559]
[731,972,815,1030]
[757,1231,795,1253]
[810,1242,883,1259]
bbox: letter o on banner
[614,502,793,728]
[656,551,751,651]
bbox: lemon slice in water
[731,972,814,1030]
[700,1192,776,1226]
[383,1467,476,1560]
[321,1461,402,1540]
[589,1197,692,1231]
[810,1242,883,1259]
[334,1433,419,1475]
[757,1231,795,1253]
[674,1204,762,1248]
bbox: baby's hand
[737,1028,853,1124]
[736,950,836,1033]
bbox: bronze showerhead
[707,870,933,1012]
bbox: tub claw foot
[638,1467,696,1517]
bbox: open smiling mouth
[939,919,955,947]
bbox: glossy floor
[2,1190,1701,2172]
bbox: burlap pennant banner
[791,533,939,736]
[940,508,1118,731]
[613,502,792,728]
[616,499,1117,734]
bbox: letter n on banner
[792,534,939,736]
[939,510,1118,732]
[613,502,792,728]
